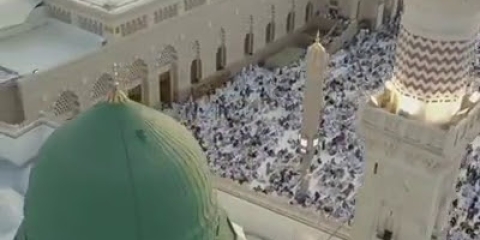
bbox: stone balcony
[357,89,480,173]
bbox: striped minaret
[390,0,480,124]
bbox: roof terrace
[0,18,104,81]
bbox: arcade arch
[53,90,80,120]
[127,59,149,104]
[91,73,115,101]
[157,45,178,105]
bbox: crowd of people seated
[172,18,480,240]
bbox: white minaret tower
[298,32,329,193]
[353,1,480,240]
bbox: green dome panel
[20,99,235,240]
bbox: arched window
[190,59,202,84]
[286,11,295,33]
[265,22,275,44]
[244,33,254,55]
[216,45,227,70]
[305,2,313,23]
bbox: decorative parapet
[0,118,58,166]
[0,118,59,139]
[445,102,480,155]
[358,103,449,153]
[357,97,480,171]
[183,0,206,12]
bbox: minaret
[352,1,480,240]
[298,32,329,193]
[389,0,479,124]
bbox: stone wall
[329,20,358,53]
[214,176,351,240]
[18,0,327,123]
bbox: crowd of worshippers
[170,17,480,240]
[447,144,480,240]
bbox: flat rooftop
[0,0,42,30]
[69,0,176,13]
[0,18,104,81]
[76,0,138,9]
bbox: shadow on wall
[328,21,358,53]
[189,16,341,100]
[217,190,347,240]
[245,232,270,240]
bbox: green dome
[18,91,236,240]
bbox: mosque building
[0,0,400,125]
[0,0,407,240]
[0,0,403,199]
[13,85,245,240]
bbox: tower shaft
[391,0,480,124]
[353,1,480,240]
[298,37,328,193]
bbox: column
[298,34,329,193]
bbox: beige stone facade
[354,97,480,240]
[0,0,397,125]
[7,0,322,124]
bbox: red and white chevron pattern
[392,25,475,102]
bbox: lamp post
[298,32,329,194]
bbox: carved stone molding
[403,148,443,171]
[384,139,399,158]
[403,150,425,169]
[384,117,402,134]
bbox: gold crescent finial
[106,63,128,104]
[106,81,128,104]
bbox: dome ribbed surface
[20,98,235,240]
